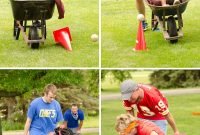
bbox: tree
[150,70,200,89]
[0,70,99,123]
[101,70,132,82]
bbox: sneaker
[173,0,180,5]
[142,20,148,31]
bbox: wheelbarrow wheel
[167,16,178,43]
[28,26,39,49]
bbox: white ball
[137,14,145,21]
[91,34,98,42]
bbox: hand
[174,131,180,135]
[77,129,81,134]
[48,132,55,135]
[59,124,66,129]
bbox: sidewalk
[2,128,99,135]
[102,87,200,101]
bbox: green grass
[0,0,98,67]
[102,94,200,135]
[102,70,152,94]
[102,0,200,67]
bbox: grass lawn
[102,94,200,135]
[0,0,98,67]
[102,0,200,68]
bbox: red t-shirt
[123,84,169,120]
[137,119,165,135]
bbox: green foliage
[0,70,99,125]
[150,70,200,89]
[1,121,24,131]
[101,70,132,82]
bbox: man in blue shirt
[24,84,64,135]
[63,104,84,135]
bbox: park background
[0,70,99,135]
[102,70,200,135]
[0,0,98,67]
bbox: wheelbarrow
[145,0,189,43]
[10,0,55,49]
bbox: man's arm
[24,118,31,135]
[78,120,83,131]
[126,109,135,116]
[60,121,68,129]
[164,112,180,135]
[150,131,159,135]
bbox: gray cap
[120,80,138,100]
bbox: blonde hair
[44,84,57,95]
[115,113,137,134]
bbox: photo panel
[0,0,99,67]
[101,0,200,68]
[101,69,200,135]
[0,69,99,135]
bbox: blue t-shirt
[27,97,64,135]
[64,109,84,128]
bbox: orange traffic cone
[53,27,72,51]
[133,21,147,51]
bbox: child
[115,114,165,135]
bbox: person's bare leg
[136,0,145,18]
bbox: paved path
[102,88,200,101]
[2,128,99,135]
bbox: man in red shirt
[120,80,180,135]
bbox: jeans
[150,119,168,135]
[68,128,80,135]
[139,118,168,135]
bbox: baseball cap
[120,80,138,100]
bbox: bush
[150,70,200,89]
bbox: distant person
[63,104,84,135]
[24,84,64,135]
[120,80,180,135]
[115,113,165,135]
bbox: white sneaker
[173,0,181,5]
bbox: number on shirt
[140,106,155,116]
[155,100,166,111]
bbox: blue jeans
[69,128,80,135]
[139,118,167,135]
[150,120,168,135]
